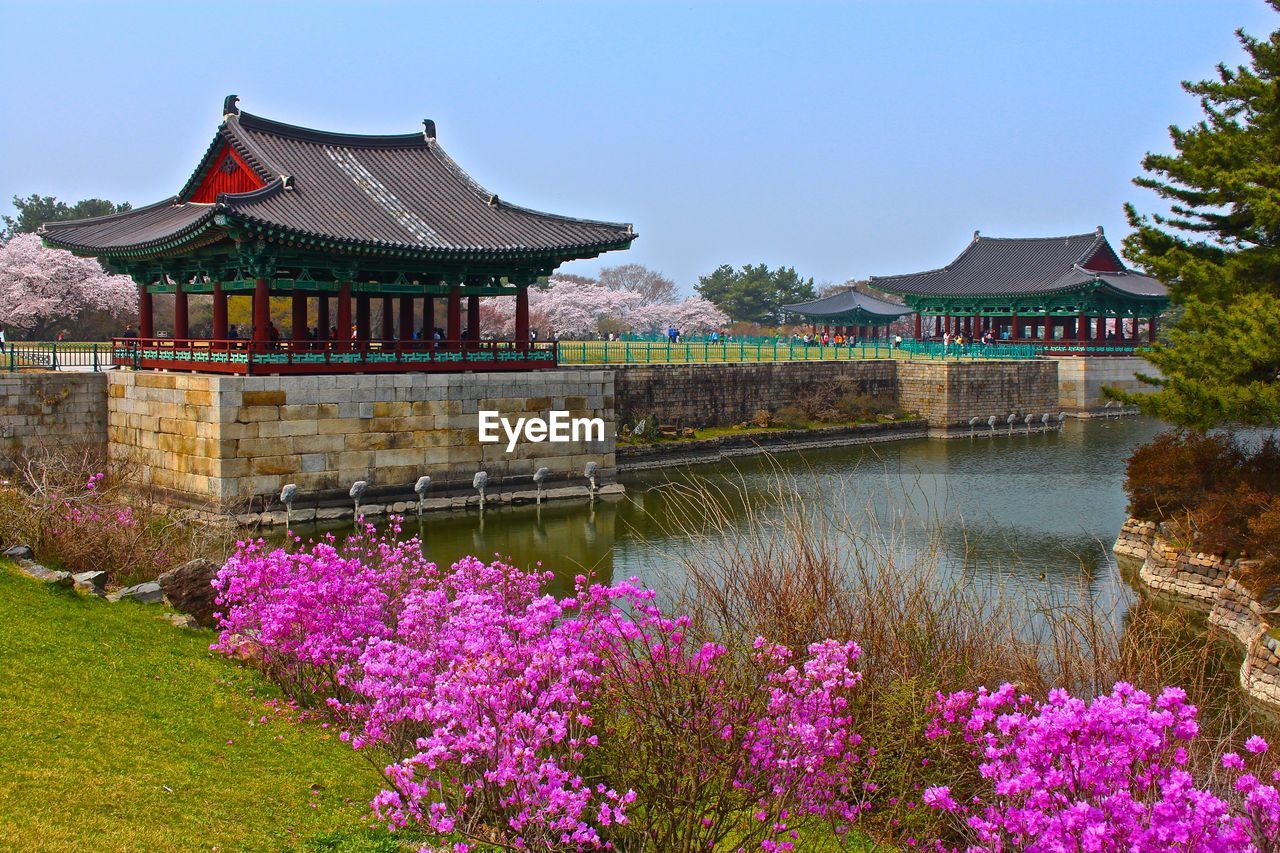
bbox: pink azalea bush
[923,682,1280,851]
[212,522,870,851]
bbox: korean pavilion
[780,289,912,340]
[39,96,635,374]
[787,229,1168,353]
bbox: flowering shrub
[924,682,1280,851]
[0,450,224,583]
[213,523,872,851]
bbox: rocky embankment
[1115,519,1280,708]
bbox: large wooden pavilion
[782,289,912,340]
[868,229,1168,353]
[40,96,636,374]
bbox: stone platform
[106,370,614,513]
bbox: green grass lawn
[0,562,893,851]
[0,562,406,852]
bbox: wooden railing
[111,338,558,375]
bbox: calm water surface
[292,417,1166,614]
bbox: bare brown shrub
[0,443,233,585]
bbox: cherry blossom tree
[0,234,136,339]
[482,277,729,339]
[634,296,729,335]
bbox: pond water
[289,416,1167,616]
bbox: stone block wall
[1055,356,1162,413]
[1113,518,1157,559]
[0,372,107,466]
[1137,535,1232,604]
[609,361,898,428]
[895,360,1059,428]
[107,370,613,510]
[1114,517,1280,710]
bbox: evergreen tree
[1,195,132,241]
[695,264,816,325]
[1121,4,1280,430]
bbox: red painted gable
[1081,243,1124,272]
[188,145,264,203]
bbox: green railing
[3,343,108,372]
[8,337,1137,371]
[896,340,1044,360]
[554,339,1041,365]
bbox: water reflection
[286,417,1166,614]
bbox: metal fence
[2,343,110,371]
[9,337,1131,370]
[555,338,1044,365]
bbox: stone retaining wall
[0,372,108,467]
[895,360,1059,428]
[1115,518,1280,709]
[610,361,897,429]
[107,370,613,512]
[610,359,1060,431]
[1056,356,1162,414]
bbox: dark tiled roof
[42,103,635,261]
[36,198,215,253]
[783,288,912,319]
[869,231,1165,299]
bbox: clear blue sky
[1,1,1274,292]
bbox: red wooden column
[172,280,189,339]
[447,285,462,341]
[1148,316,1157,343]
[913,313,922,340]
[1077,312,1089,341]
[356,294,371,340]
[398,295,415,341]
[253,277,271,343]
[1042,311,1052,342]
[380,296,394,340]
[291,290,308,340]
[212,281,228,340]
[317,294,330,340]
[515,286,530,345]
[467,295,480,341]
[138,283,154,338]
[336,283,353,343]
[1009,311,1019,341]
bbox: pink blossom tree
[0,234,136,339]
[482,277,728,339]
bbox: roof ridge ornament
[1095,225,1104,236]
[973,230,981,241]
[423,119,436,141]
[223,95,240,120]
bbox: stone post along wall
[107,370,614,512]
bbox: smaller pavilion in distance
[868,228,1168,354]
[781,289,912,340]
[40,96,635,375]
